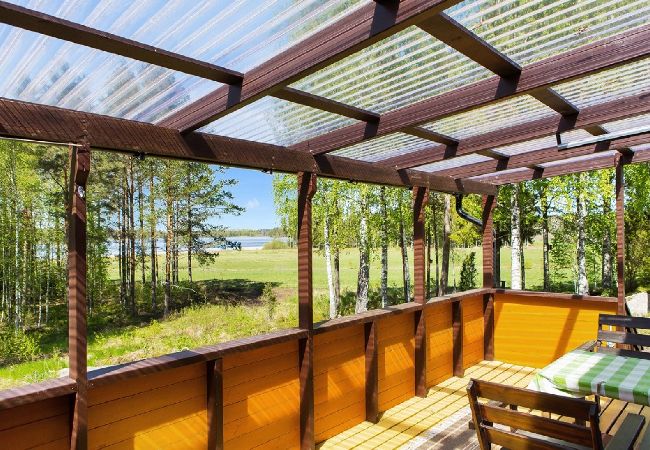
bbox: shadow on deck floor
[319,360,650,449]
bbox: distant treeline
[223,228,286,238]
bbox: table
[528,349,650,406]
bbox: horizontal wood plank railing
[0,288,619,449]
[492,289,619,368]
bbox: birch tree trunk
[399,217,410,302]
[576,182,589,295]
[602,199,613,291]
[380,186,389,307]
[541,192,551,291]
[439,194,451,296]
[356,202,370,313]
[324,215,338,318]
[510,185,522,290]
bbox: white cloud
[245,198,260,209]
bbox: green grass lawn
[0,241,570,389]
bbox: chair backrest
[598,314,650,350]
[467,379,603,450]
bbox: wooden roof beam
[0,1,243,85]
[293,24,650,156]
[436,131,650,179]
[272,87,379,122]
[417,12,521,78]
[159,0,461,132]
[379,91,650,169]
[0,97,495,195]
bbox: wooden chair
[467,379,645,450]
[594,314,650,358]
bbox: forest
[2,138,650,387]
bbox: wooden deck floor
[319,360,650,449]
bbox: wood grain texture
[222,340,300,449]
[377,313,415,412]
[462,296,485,369]
[425,303,453,387]
[494,293,618,368]
[0,396,70,449]
[313,326,365,443]
[87,363,207,449]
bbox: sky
[215,167,279,230]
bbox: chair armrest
[605,413,645,450]
[574,340,597,352]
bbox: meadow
[0,240,562,389]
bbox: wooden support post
[615,156,626,315]
[364,321,379,423]
[207,359,224,450]
[297,172,316,450]
[482,195,495,360]
[481,195,496,289]
[413,187,428,397]
[452,300,464,377]
[68,143,90,450]
[483,295,494,361]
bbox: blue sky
[216,168,279,230]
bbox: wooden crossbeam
[272,87,379,122]
[0,1,242,85]
[435,132,650,179]
[403,127,458,146]
[293,24,650,155]
[380,92,650,169]
[0,97,495,194]
[471,143,650,184]
[158,0,461,132]
[417,12,520,78]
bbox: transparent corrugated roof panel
[421,96,557,140]
[539,151,617,168]
[415,154,493,172]
[290,26,491,114]
[553,58,650,109]
[7,0,371,73]
[469,167,528,180]
[199,97,358,146]
[0,25,219,122]
[332,133,434,162]
[446,0,650,66]
[603,113,650,133]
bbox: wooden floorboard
[318,360,642,449]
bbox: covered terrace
[0,0,649,449]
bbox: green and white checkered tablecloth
[528,349,650,406]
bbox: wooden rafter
[272,87,379,122]
[0,97,495,195]
[0,1,242,84]
[417,12,520,78]
[293,24,650,155]
[380,92,650,169]
[158,0,461,132]
[436,131,650,179]
[470,142,650,184]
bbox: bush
[0,328,40,365]
[261,283,278,319]
[262,239,289,250]
[459,252,478,291]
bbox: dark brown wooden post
[452,300,463,377]
[413,186,428,397]
[615,156,626,315]
[482,195,496,361]
[68,143,90,450]
[207,359,224,450]
[364,321,378,423]
[297,172,316,450]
